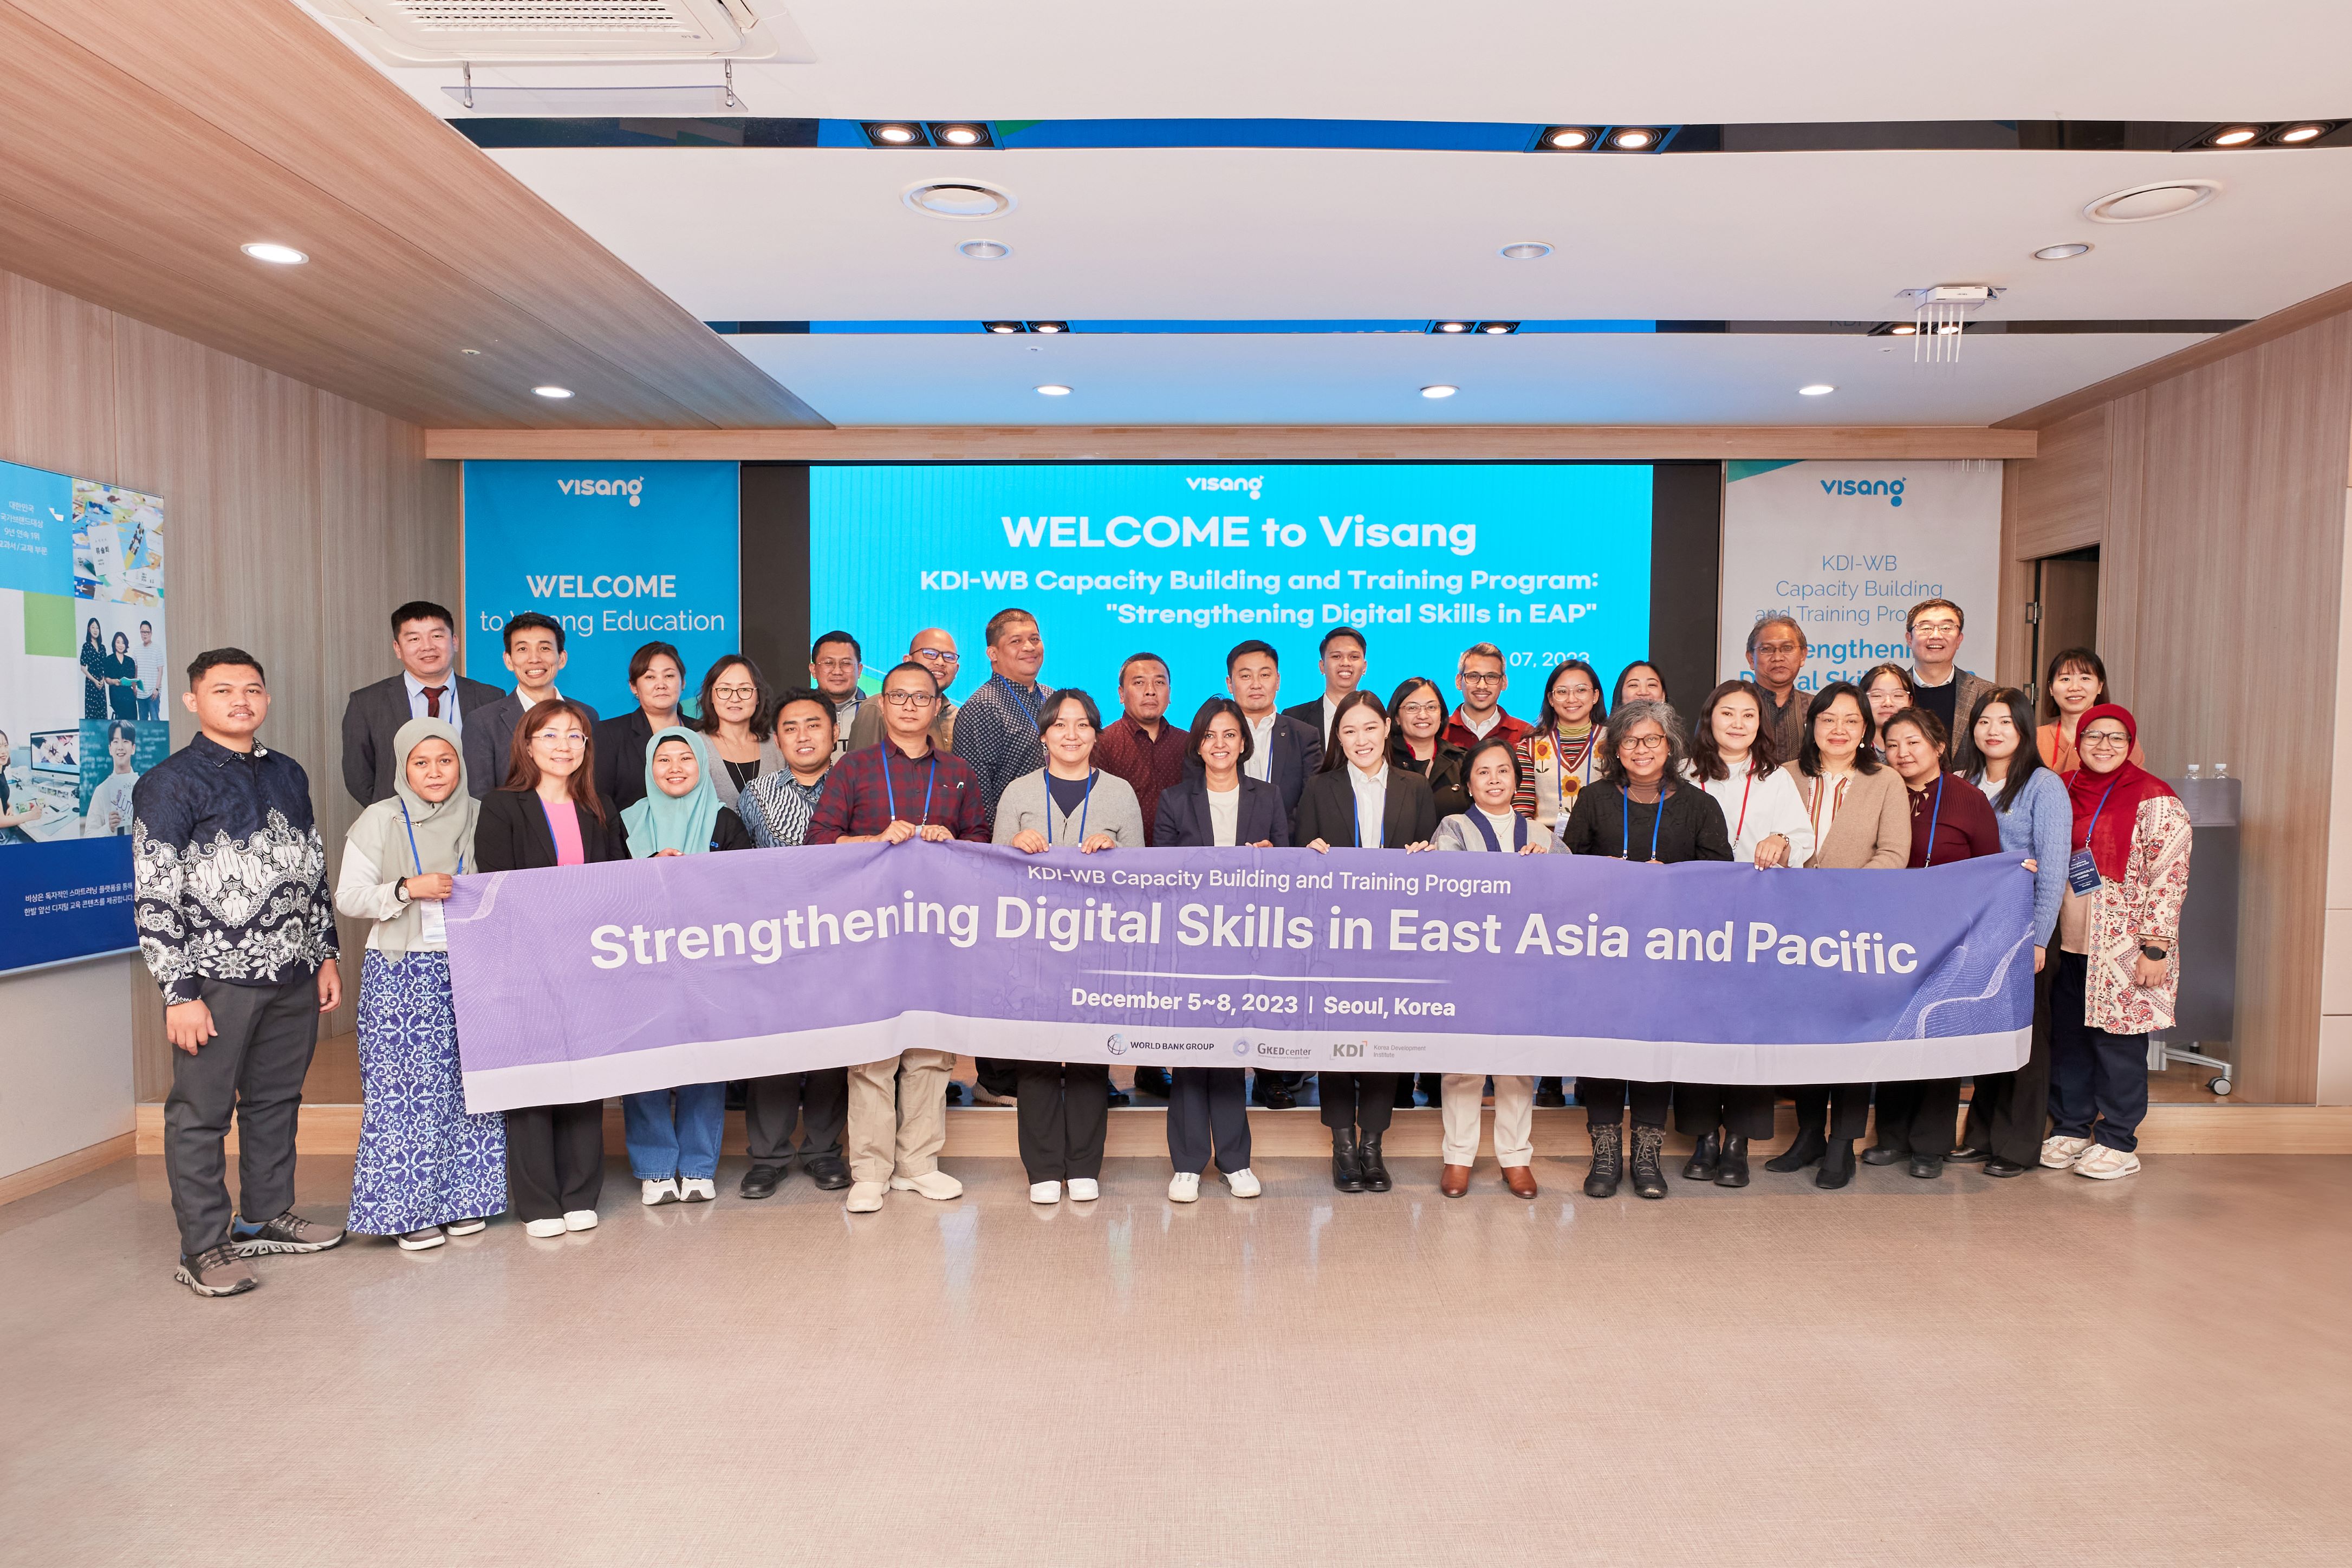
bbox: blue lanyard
[1468,809,1528,852]
[1061,770,1097,843]
[882,750,938,826]
[1620,788,1664,862]
[398,798,462,876]
[2078,779,2119,849]
[997,675,1047,727]
[1918,775,1945,867]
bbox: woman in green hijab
[334,718,506,1250]
[620,727,752,1205]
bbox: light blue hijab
[621,726,721,857]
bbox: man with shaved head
[846,627,961,753]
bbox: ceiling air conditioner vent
[317,0,804,62]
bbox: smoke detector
[314,0,813,62]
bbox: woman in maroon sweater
[1870,705,2005,1178]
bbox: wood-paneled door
[2028,548,2101,702]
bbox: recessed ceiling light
[1431,320,1473,334]
[1537,126,1594,150]
[1036,383,1071,396]
[1028,321,1068,334]
[905,181,1015,219]
[983,321,1025,334]
[241,242,307,265]
[2208,126,2261,146]
[1610,127,1656,150]
[1499,241,1552,260]
[1935,322,1962,335]
[1889,324,1918,335]
[532,385,574,399]
[931,122,991,147]
[1420,384,1458,399]
[2276,122,2330,144]
[2034,243,2093,260]
[1798,383,1835,396]
[2085,179,2221,224]
[1477,322,1519,334]
[958,239,1010,259]
[865,122,922,146]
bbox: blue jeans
[622,1083,725,1180]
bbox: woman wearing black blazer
[1152,700,1284,1204]
[1294,690,1438,1195]
[1560,699,1733,1201]
[474,699,630,1239]
[589,640,686,811]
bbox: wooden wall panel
[2011,407,2109,561]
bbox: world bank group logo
[1106,1033,1128,1056]
[1232,1038,1252,1058]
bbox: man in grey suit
[461,612,597,798]
[340,600,504,806]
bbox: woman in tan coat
[1763,682,1911,1189]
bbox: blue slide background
[811,463,1652,709]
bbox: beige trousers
[844,1048,957,1185]
[1439,1073,1535,1168]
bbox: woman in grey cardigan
[993,688,1144,1205]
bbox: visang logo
[1185,474,1263,500]
[557,477,646,506]
[1820,477,1905,507]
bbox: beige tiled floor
[6,1152,2349,1566]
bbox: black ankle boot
[1583,1122,1623,1198]
[1715,1133,1751,1187]
[1359,1133,1393,1192]
[1681,1130,1721,1181]
[1766,1125,1828,1173]
[1631,1125,1669,1199]
[1816,1137,1856,1189]
[1330,1128,1365,1193]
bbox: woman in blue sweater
[1953,687,2072,1175]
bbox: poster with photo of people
[1,456,168,970]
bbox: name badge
[418,900,447,945]
[2067,849,2103,895]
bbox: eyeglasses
[881,691,939,708]
[534,730,587,745]
[813,657,861,673]
[2078,730,2130,749]
[1620,735,1668,751]
[1460,672,1504,686]
[711,685,758,701]
[1911,619,1961,635]
[1396,701,1443,719]
[1753,641,1802,657]
[911,649,961,665]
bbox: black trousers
[1168,1067,1252,1174]
[163,973,321,1255]
[1674,1083,1776,1140]
[505,1100,605,1221]
[1017,1062,1110,1180]
[1577,1077,1671,1129]
[1872,1077,1963,1156]
[744,1068,848,1163]
[976,1057,1020,1098]
[1787,1083,1872,1140]
[2047,950,2150,1153]
[1319,1072,1397,1134]
[1963,955,2057,1165]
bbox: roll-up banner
[461,461,741,706]
[1717,460,2003,692]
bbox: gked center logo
[1820,477,1905,507]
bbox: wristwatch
[394,879,412,905]
[2140,944,2168,961]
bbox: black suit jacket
[593,710,660,812]
[1291,767,1438,849]
[1153,773,1291,848]
[473,788,631,872]
[463,691,600,799]
[1188,701,1322,819]
[342,672,505,806]
[1281,697,1337,748]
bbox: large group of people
[131,595,2194,1299]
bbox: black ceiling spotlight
[1600,126,1669,152]
[1026,321,1070,334]
[1428,320,1475,334]
[861,121,928,147]
[2271,120,2338,145]
[2202,123,2267,147]
[1532,125,1598,151]
[927,122,996,148]
[982,321,1026,334]
[1476,321,1519,335]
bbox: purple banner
[444,842,2034,1112]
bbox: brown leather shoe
[1502,1165,1538,1199]
[1440,1163,1471,1198]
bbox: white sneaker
[2074,1145,2141,1180]
[641,1179,680,1206]
[562,1209,599,1231]
[678,1177,716,1203]
[444,1217,488,1237]
[845,1180,887,1213]
[1168,1172,1200,1203]
[396,1226,446,1251]
[1068,1177,1100,1202]
[889,1169,964,1201]
[1222,1167,1263,1199]
[524,1217,567,1239]
[2040,1135,2093,1169]
[1030,1180,1063,1205]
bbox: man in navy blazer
[1193,640,1321,821]
[341,600,503,806]
[460,613,598,798]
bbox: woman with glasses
[1860,662,1915,758]
[1560,700,1732,1199]
[692,653,785,812]
[1764,682,1910,1190]
[1296,689,1439,1194]
[2042,705,2189,1181]
[995,688,1145,1205]
[593,640,686,811]
[1387,675,1469,821]
[1512,659,1608,1109]
[2037,647,2146,773]
[476,700,630,1237]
